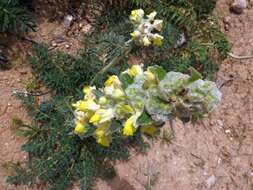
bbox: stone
[206,175,216,188]
[63,15,74,28]
[230,0,247,14]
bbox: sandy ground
[0,0,253,190]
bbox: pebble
[230,0,247,14]
[65,44,70,49]
[206,175,216,188]
[51,42,58,47]
[63,15,74,28]
[225,129,231,134]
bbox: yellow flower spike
[147,11,157,21]
[153,34,164,47]
[140,125,157,136]
[128,65,143,77]
[74,122,87,135]
[143,36,151,46]
[89,113,101,123]
[153,20,163,31]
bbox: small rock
[63,15,74,28]
[206,175,216,188]
[65,44,70,49]
[230,0,247,14]
[51,42,58,47]
[7,103,12,107]
[79,23,84,29]
[225,129,231,134]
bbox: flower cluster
[72,65,222,147]
[130,9,164,47]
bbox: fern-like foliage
[0,0,35,34]
[7,0,229,189]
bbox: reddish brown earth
[1,0,253,190]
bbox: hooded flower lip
[123,112,141,136]
[74,122,87,135]
[94,122,112,147]
[89,108,114,125]
[126,65,143,77]
[152,34,164,46]
[104,75,121,87]
[73,99,100,112]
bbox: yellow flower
[104,85,125,101]
[89,113,101,123]
[89,108,114,125]
[74,99,100,112]
[147,11,157,21]
[130,30,141,39]
[123,116,136,136]
[74,122,87,135]
[96,134,111,147]
[140,125,157,136]
[130,9,144,23]
[104,75,121,87]
[123,112,141,136]
[143,36,151,46]
[82,86,96,100]
[127,65,143,77]
[95,122,111,147]
[153,20,163,31]
[83,86,92,94]
[153,34,164,47]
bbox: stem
[228,52,253,59]
[90,39,133,85]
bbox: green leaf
[119,73,134,89]
[148,65,166,80]
[137,112,153,126]
[187,67,202,83]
